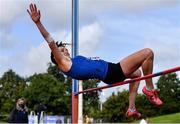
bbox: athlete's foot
[126,108,141,118]
[142,86,163,106]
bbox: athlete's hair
[50,41,65,65]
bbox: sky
[0,0,180,102]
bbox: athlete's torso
[63,55,108,80]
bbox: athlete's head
[51,41,70,65]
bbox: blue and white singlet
[63,55,108,80]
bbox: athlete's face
[59,47,70,57]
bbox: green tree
[47,63,65,82]
[136,94,158,117]
[0,69,27,114]
[47,63,100,116]
[83,79,100,117]
[156,73,180,114]
[47,63,72,113]
[99,90,130,123]
[135,72,180,118]
[23,73,70,115]
[47,63,72,95]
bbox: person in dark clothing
[9,98,28,123]
[56,118,62,124]
[35,103,47,123]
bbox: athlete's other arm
[27,3,71,71]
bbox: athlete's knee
[144,48,154,58]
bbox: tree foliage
[82,79,100,117]
[47,63,65,82]
[156,73,180,114]
[23,73,70,115]
[98,72,180,122]
[0,69,27,114]
[99,91,130,122]
[1,65,179,123]
[47,63,72,95]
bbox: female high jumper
[27,3,163,118]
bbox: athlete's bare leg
[120,48,154,90]
[128,69,141,109]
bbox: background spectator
[9,98,28,123]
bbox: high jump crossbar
[76,66,180,95]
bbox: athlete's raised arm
[27,3,71,71]
[27,3,52,44]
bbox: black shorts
[103,62,126,84]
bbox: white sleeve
[46,35,54,44]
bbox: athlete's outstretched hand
[27,3,41,23]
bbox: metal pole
[78,80,83,124]
[72,0,79,123]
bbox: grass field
[138,112,180,123]
[1,112,180,123]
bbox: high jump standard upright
[72,0,79,123]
